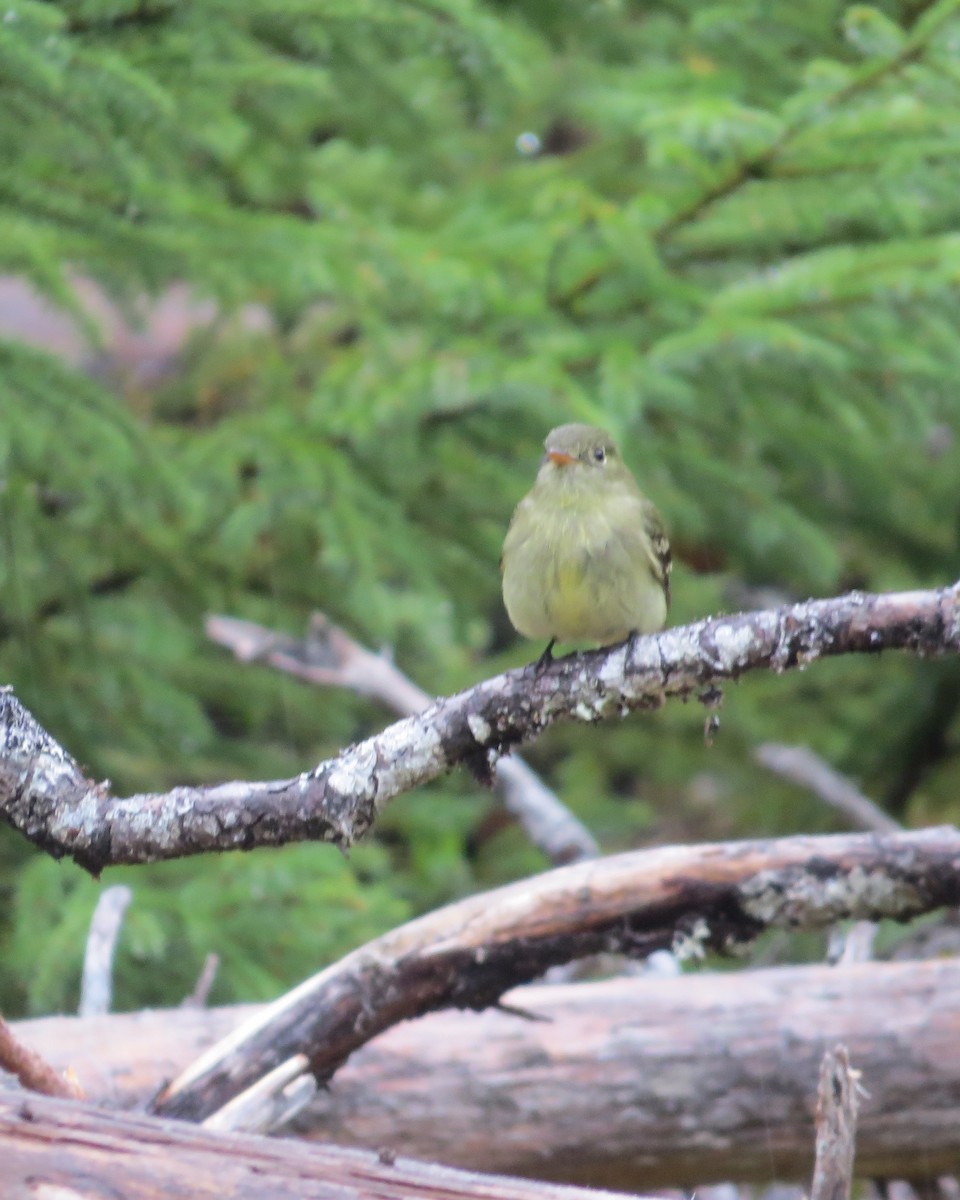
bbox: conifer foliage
[1,0,959,1012]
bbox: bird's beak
[547,450,577,467]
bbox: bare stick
[0,1014,84,1100]
[812,1046,859,1200]
[181,952,220,1009]
[755,744,901,835]
[206,612,598,864]
[1,583,957,872]
[79,884,132,1017]
[151,826,960,1122]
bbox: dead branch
[150,826,960,1122]
[812,1046,860,1200]
[15,958,960,1188]
[0,1090,645,1200]
[79,884,132,1016]
[0,1014,83,1100]
[181,952,220,1009]
[201,1055,317,1135]
[206,611,598,864]
[1,583,957,872]
[755,743,901,834]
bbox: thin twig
[755,743,901,834]
[180,953,220,1010]
[0,1014,84,1100]
[656,4,956,243]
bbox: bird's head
[539,423,624,481]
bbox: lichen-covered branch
[1,583,958,871]
[206,612,599,865]
[152,826,960,1122]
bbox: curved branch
[152,826,960,1121]
[205,612,599,865]
[0,583,957,871]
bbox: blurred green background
[2,0,959,1016]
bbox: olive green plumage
[500,424,671,651]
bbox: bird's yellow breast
[545,558,600,636]
[501,482,667,646]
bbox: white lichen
[672,917,710,962]
[467,712,492,743]
[710,621,756,665]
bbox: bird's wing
[640,498,672,609]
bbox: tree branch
[205,612,599,864]
[79,884,132,1017]
[151,826,960,1122]
[755,741,902,963]
[1,583,957,871]
[655,4,955,244]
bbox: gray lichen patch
[710,620,759,667]
[738,863,919,928]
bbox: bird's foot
[533,638,556,674]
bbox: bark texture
[206,611,599,865]
[0,1091,641,1200]
[14,958,960,1189]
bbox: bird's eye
[593,446,606,463]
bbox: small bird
[501,423,671,666]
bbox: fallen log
[16,957,960,1189]
[0,1090,642,1200]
